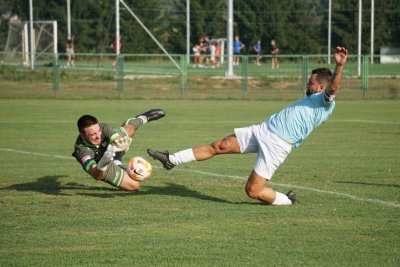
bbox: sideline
[1,147,398,208]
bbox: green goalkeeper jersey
[72,123,121,173]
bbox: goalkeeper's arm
[88,145,116,180]
[88,165,106,180]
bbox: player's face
[306,74,324,96]
[81,124,102,145]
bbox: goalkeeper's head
[77,115,102,145]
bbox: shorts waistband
[267,125,294,146]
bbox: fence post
[116,54,124,97]
[52,53,60,96]
[301,55,308,94]
[179,55,187,97]
[241,56,248,97]
[362,54,369,96]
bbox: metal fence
[0,52,399,100]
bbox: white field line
[172,169,400,208]
[331,119,400,125]
[1,147,399,208]
[0,119,398,125]
[0,148,72,159]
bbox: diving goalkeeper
[72,109,165,191]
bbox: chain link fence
[0,52,399,100]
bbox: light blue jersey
[268,92,335,147]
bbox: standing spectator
[270,39,280,69]
[253,39,262,65]
[111,38,122,68]
[198,37,205,67]
[209,41,217,68]
[192,43,201,67]
[66,35,75,67]
[201,36,211,67]
[233,36,245,66]
[215,41,221,67]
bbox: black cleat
[136,109,166,122]
[147,148,175,170]
[286,190,298,204]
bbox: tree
[0,0,399,55]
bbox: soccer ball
[127,156,152,181]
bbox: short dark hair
[311,68,332,85]
[77,115,99,133]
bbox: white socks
[272,192,293,205]
[169,148,196,165]
[137,115,148,124]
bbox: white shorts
[234,122,293,180]
[67,48,74,55]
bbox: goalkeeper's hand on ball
[97,145,116,172]
[114,136,132,152]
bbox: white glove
[114,136,132,152]
[97,145,116,172]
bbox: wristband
[324,91,335,102]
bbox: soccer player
[148,46,348,205]
[72,109,165,191]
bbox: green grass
[0,99,399,266]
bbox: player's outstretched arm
[326,46,348,96]
[88,145,116,180]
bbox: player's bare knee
[210,140,224,154]
[211,139,229,154]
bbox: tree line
[0,0,399,55]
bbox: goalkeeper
[72,109,165,191]
[148,47,348,205]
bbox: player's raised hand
[335,46,348,66]
[97,145,116,171]
[114,136,132,152]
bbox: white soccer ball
[128,156,152,181]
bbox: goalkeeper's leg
[121,108,166,137]
[119,172,141,191]
[103,163,140,191]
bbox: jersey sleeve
[100,123,120,143]
[72,144,96,172]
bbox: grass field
[0,99,399,266]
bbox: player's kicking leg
[148,132,297,205]
[147,134,241,170]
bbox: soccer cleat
[147,148,175,170]
[286,190,298,204]
[136,109,166,122]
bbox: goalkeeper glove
[114,136,132,152]
[97,145,116,172]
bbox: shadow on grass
[78,182,232,203]
[0,175,118,196]
[137,182,231,203]
[334,180,400,188]
[0,175,234,203]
